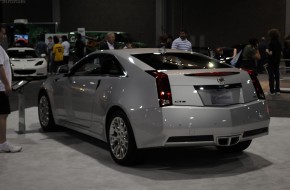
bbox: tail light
[246,70,265,99]
[146,71,172,107]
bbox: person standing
[266,28,282,95]
[241,38,261,74]
[61,35,70,65]
[0,26,22,153]
[99,32,119,50]
[35,34,47,57]
[52,36,64,73]
[157,34,168,48]
[74,33,85,62]
[258,37,268,73]
[46,36,54,73]
[171,30,192,51]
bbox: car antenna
[158,46,166,54]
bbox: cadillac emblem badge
[217,77,225,85]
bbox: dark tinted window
[73,54,124,76]
[132,53,232,70]
[192,47,213,57]
[8,50,38,58]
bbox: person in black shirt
[74,33,85,62]
[266,28,282,95]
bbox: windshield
[7,50,38,59]
[132,53,232,70]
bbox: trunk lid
[164,68,257,106]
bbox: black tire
[216,140,252,153]
[38,92,57,131]
[106,110,140,166]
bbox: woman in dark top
[266,28,282,95]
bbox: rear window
[7,50,38,59]
[132,53,232,70]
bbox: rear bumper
[132,100,270,148]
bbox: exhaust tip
[217,135,241,146]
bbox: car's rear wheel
[38,92,57,131]
[107,110,140,166]
[216,140,252,153]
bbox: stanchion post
[18,87,26,134]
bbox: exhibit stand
[12,80,30,134]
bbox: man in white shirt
[61,35,70,65]
[0,26,22,153]
[99,32,118,50]
[171,30,192,51]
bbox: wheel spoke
[39,96,50,126]
[109,116,129,160]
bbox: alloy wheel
[109,116,129,160]
[39,96,50,127]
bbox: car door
[63,54,103,129]
[89,54,127,136]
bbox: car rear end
[131,50,270,148]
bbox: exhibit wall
[167,0,286,48]
[59,0,156,47]
[0,0,287,48]
[1,0,52,23]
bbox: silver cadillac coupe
[38,48,270,165]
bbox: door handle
[96,80,101,89]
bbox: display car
[38,48,270,165]
[7,47,48,78]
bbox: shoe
[276,92,281,95]
[269,92,275,96]
[0,142,22,153]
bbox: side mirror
[57,64,69,74]
[40,54,46,58]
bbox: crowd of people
[212,28,290,96]
[1,24,290,152]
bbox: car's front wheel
[107,110,139,166]
[216,140,252,153]
[38,92,57,131]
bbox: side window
[71,54,124,76]
[100,55,124,76]
[74,56,101,75]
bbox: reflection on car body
[38,48,270,165]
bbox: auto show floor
[1,107,290,190]
[1,73,290,190]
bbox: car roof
[94,48,194,54]
[86,48,211,71]
[7,47,35,51]
[92,48,208,58]
[70,31,126,34]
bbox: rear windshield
[7,50,38,59]
[132,53,232,70]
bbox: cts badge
[217,77,225,84]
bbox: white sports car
[38,48,270,165]
[8,47,48,78]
